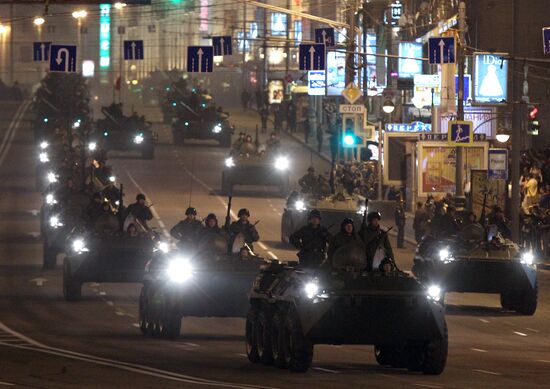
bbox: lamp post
[378,98,395,200]
[72,10,87,69]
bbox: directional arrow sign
[30,278,48,287]
[428,37,455,64]
[124,40,144,60]
[187,46,213,73]
[33,42,51,62]
[448,120,474,146]
[50,45,77,73]
[315,28,335,47]
[212,36,232,56]
[543,27,550,55]
[299,43,326,71]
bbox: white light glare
[45,193,56,205]
[212,123,222,133]
[274,156,290,171]
[166,258,193,283]
[133,134,144,144]
[521,252,535,265]
[39,152,49,163]
[304,282,319,299]
[427,285,442,302]
[88,142,97,151]
[47,172,57,183]
[72,239,88,254]
[294,199,306,211]
[225,157,235,168]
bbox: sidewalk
[229,108,418,246]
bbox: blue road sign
[124,40,144,60]
[49,45,77,73]
[212,36,232,56]
[299,43,326,71]
[314,28,335,47]
[488,149,508,180]
[187,46,213,73]
[429,37,455,64]
[33,42,51,62]
[543,28,550,55]
[448,121,473,145]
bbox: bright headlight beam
[304,282,319,299]
[212,123,222,133]
[39,141,48,150]
[225,157,235,168]
[72,238,88,254]
[45,194,56,205]
[88,142,97,151]
[47,172,57,183]
[274,156,290,171]
[166,258,193,283]
[521,252,535,265]
[427,285,442,302]
[49,216,62,228]
[295,199,306,211]
[133,134,144,144]
[39,152,49,163]
[158,241,170,253]
[109,175,116,183]
[438,248,450,262]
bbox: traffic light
[342,118,357,148]
[528,105,540,135]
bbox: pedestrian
[304,116,310,144]
[287,102,296,132]
[413,201,429,243]
[316,124,324,153]
[394,199,406,248]
[240,89,249,111]
[260,106,269,133]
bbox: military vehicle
[95,105,155,159]
[221,144,291,197]
[172,104,234,147]
[413,224,538,315]
[245,254,448,374]
[63,229,156,301]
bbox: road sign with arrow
[212,36,232,56]
[299,43,326,71]
[543,27,550,55]
[124,40,144,60]
[33,42,51,62]
[187,46,213,73]
[428,37,456,64]
[314,28,335,47]
[49,45,77,72]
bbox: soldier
[266,132,281,154]
[394,199,406,248]
[359,212,394,272]
[413,201,429,243]
[83,193,104,227]
[327,218,364,262]
[125,194,153,230]
[289,209,331,268]
[232,132,246,152]
[298,167,317,193]
[229,208,260,252]
[170,207,204,249]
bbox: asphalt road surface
[1,103,549,388]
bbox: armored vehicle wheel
[63,259,81,301]
[419,321,448,375]
[257,308,274,365]
[280,212,293,243]
[43,240,57,269]
[142,147,154,159]
[271,309,287,368]
[245,306,260,363]
[159,297,181,339]
[221,172,232,196]
[138,289,149,335]
[284,307,313,372]
[500,291,513,311]
[374,346,393,366]
[516,283,538,316]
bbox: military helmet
[136,193,146,201]
[367,211,382,223]
[341,217,354,226]
[307,166,315,173]
[308,209,321,220]
[206,213,217,221]
[185,207,197,216]
[238,208,250,217]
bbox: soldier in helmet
[266,132,281,154]
[229,208,260,251]
[170,207,204,249]
[289,209,331,269]
[359,211,394,272]
[298,166,317,193]
[125,193,153,230]
[327,218,364,263]
[232,132,246,152]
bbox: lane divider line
[473,369,501,376]
[0,101,29,168]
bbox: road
[0,103,549,388]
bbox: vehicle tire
[280,212,293,243]
[62,259,81,301]
[420,320,448,375]
[284,307,313,372]
[43,240,57,269]
[142,147,154,159]
[138,288,149,335]
[500,291,513,310]
[245,306,260,363]
[374,345,393,366]
[160,295,181,339]
[271,309,287,368]
[515,283,538,316]
[257,307,274,365]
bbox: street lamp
[72,10,88,20]
[496,127,511,143]
[0,24,8,34]
[382,99,395,114]
[114,2,127,10]
[33,17,45,26]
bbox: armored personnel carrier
[172,104,234,147]
[413,224,538,315]
[245,250,448,374]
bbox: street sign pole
[456,1,466,199]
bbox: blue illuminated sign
[385,122,432,132]
[474,53,508,104]
[398,42,423,78]
[99,4,111,69]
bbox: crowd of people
[520,148,550,213]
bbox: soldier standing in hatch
[289,209,331,269]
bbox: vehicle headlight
[88,142,97,151]
[427,285,442,302]
[39,152,49,163]
[72,121,81,129]
[357,205,367,215]
[521,251,535,265]
[212,123,222,133]
[49,215,63,229]
[109,175,116,183]
[39,141,48,150]
[47,172,57,184]
[274,156,290,171]
[438,248,454,263]
[225,157,235,168]
[158,241,170,254]
[133,134,144,144]
[166,257,193,283]
[72,238,89,254]
[294,199,306,211]
[304,282,319,299]
[45,193,56,205]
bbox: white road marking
[526,328,539,333]
[183,343,199,347]
[29,209,40,216]
[115,311,125,316]
[473,369,501,376]
[0,101,29,168]
[0,381,14,386]
[478,318,490,324]
[513,331,528,337]
[257,242,267,250]
[267,251,278,260]
[235,353,247,358]
[27,232,40,238]
[90,283,100,287]
[132,323,140,328]
[312,367,340,374]
[158,220,166,228]
[413,384,443,389]
[106,301,114,306]
[470,348,488,353]
[99,291,106,296]
[126,171,171,238]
